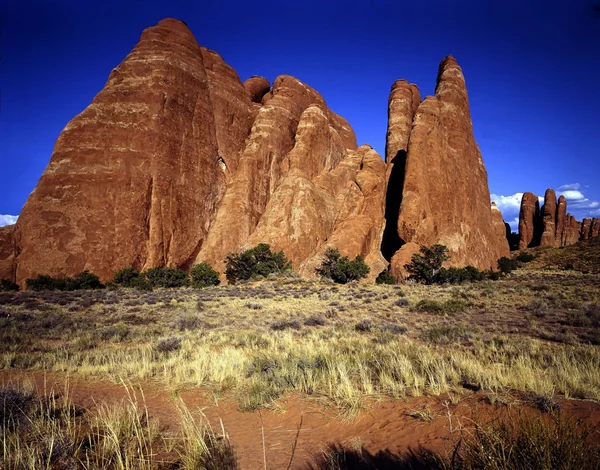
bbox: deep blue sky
[1,0,599,230]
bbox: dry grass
[0,268,599,415]
[0,381,237,469]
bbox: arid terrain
[1,242,600,469]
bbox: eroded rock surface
[388,56,510,276]
[517,188,598,250]
[540,189,558,247]
[1,21,513,285]
[0,225,16,281]
[518,192,541,249]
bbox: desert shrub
[0,279,19,291]
[131,275,153,291]
[316,248,370,284]
[270,320,301,331]
[375,269,396,285]
[395,298,409,307]
[225,243,291,283]
[190,262,220,288]
[143,266,189,288]
[517,251,536,263]
[498,256,518,274]
[437,266,486,284]
[112,267,141,287]
[450,414,600,470]
[26,274,66,291]
[155,336,182,353]
[415,299,467,315]
[354,318,373,332]
[404,244,450,284]
[69,270,104,290]
[0,386,36,430]
[421,324,471,344]
[304,315,327,326]
[527,299,549,318]
[25,271,103,291]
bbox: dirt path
[1,370,599,469]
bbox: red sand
[2,370,599,469]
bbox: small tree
[375,269,396,285]
[112,267,141,287]
[143,267,189,288]
[225,243,291,283]
[498,256,517,274]
[404,244,450,284]
[190,262,220,288]
[69,270,104,290]
[317,248,370,284]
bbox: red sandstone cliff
[0,20,513,285]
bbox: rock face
[518,192,541,249]
[592,218,600,238]
[243,76,270,103]
[6,19,260,284]
[0,225,16,281]
[387,56,510,275]
[581,218,592,240]
[556,195,567,244]
[517,189,598,249]
[540,189,558,247]
[0,20,513,285]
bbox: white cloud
[490,193,523,212]
[0,215,18,227]
[490,194,523,232]
[559,190,585,201]
[558,183,581,191]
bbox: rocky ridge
[517,189,599,249]
[0,18,510,285]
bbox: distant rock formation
[517,188,598,249]
[0,19,511,285]
[518,192,541,249]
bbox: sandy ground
[2,370,599,469]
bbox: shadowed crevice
[381,150,406,261]
[305,443,444,470]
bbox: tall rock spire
[388,56,510,274]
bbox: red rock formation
[195,76,359,274]
[243,76,270,103]
[388,56,509,276]
[581,218,592,240]
[518,192,541,249]
[10,19,256,284]
[0,225,16,282]
[385,80,421,164]
[592,218,600,238]
[561,215,581,246]
[540,189,558,246]
[518,189,599,249]
[0,20,514,285]
[556,195,567,244]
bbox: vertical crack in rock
[381,150,406,261]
